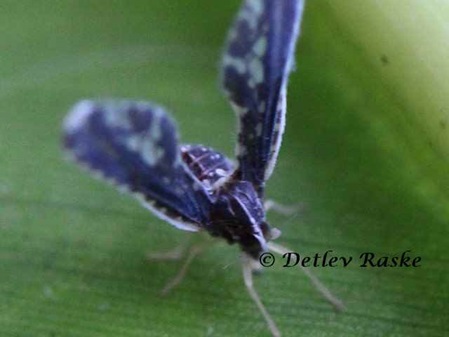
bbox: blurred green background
[1,1,448,336]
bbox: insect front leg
[268,241,345,312]
[241,253,281,337]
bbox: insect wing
[63,100,212,231]
[181,144,234,189]
[221,0,304,194]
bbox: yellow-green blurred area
[1,1,448,336]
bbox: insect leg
[264,199,305,216]
[159,245,203,296]
[147,241,190,261]
[241,253,280,337]
[268,242,345,312]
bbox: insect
[62,0,343,336]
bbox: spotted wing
[180,144,234,189]
[63,100,212,231]
[221,0,304,195]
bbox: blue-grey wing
[180,144,234,189]
[63,100,212,231]
[221,0,304,195]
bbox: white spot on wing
[274,120,281,132]
[230,102,248,116]
[223,54,246,75]
[252,37,267,57]
[242,0,264,30]
[104,102,132,129]
[148,107,162,142]
[64,100,94,133]
[247,0,263,16]
[237,145,247,156]
[248,58,264,84]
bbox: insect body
[63,1,342,336]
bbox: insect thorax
[208,180,271,259]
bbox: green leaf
[1,1,447,336]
